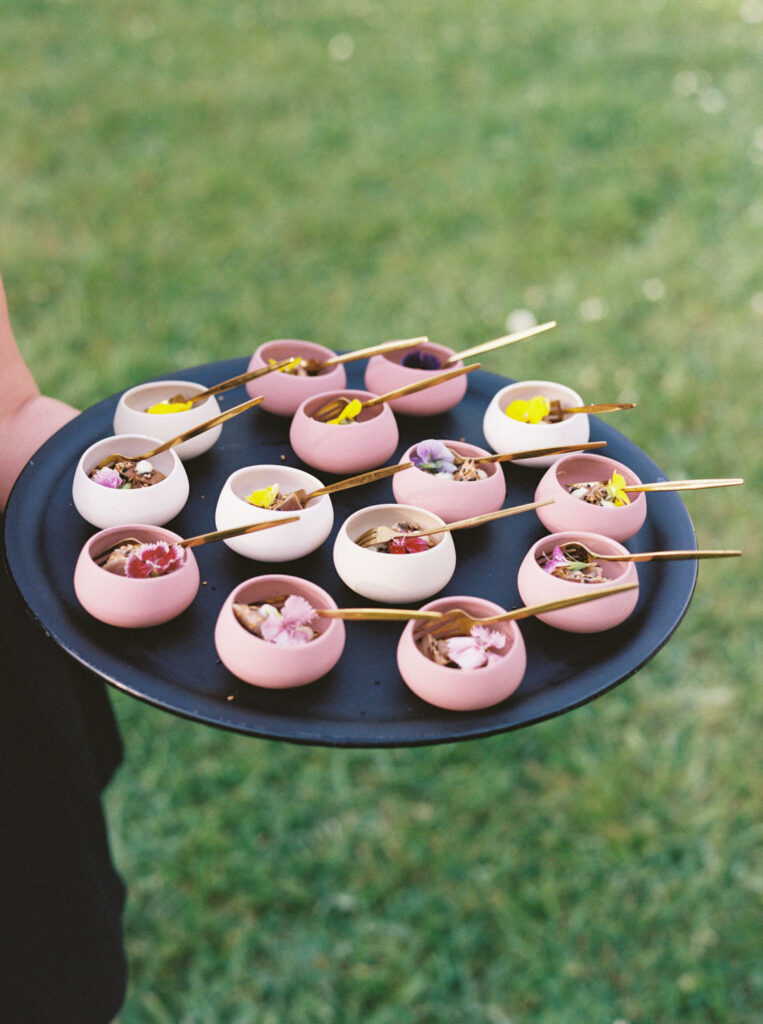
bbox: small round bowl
[289,389,399,475]
[482,379,589,468]
[72,434,190,529]
[73,524,200,628]
[245,339,347,416]
[534,453,647,542]
[113,380,222,460]
[517,530,639,633]
[215,464,334,562]
[214,574,346,688]
[392,440,507,524]
[397,594,527,711]
[333,503,456,603]
[364,342,467,416]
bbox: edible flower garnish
[245,484,280,508]
[327,398,362,425]
[124,541,185,579]
[91,466,123,489]
[269,357,304,374]
[505,395,551,424]
[402,351,441,370]
[604,472,630,507]
[539,544,606,584]
[388,535,431,554]
[411,439,457,476]
[446,625,506,670]
[145,400,194,414]
[258,595,317,646]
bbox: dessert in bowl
[482,380,590,468]
[333,503,456,603]
[363,341,467,416]
[289,389,399,475]
[517,530,639,633]
[396,594,527,711]
[392,439,507,524]
[74,524,200,628]
[534,452,647,542]
[215,464,334,562]
[112,380,222,460]
[214,574,345,688]
[245,339,347,416]
[72,433,189,529]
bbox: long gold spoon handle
[362,363,480,409]
[316,607,442,622]
[404,498,554,539]
[179,515,300,549]
[306,461,414,500]
[480,582,638,623]
[622,478,745,494]
[563,402,636,415]
[141,395,265,458]
[443,321,557,366]
[475,440,607,465]
[320,337,429,368]
[594,549,742,562]
[188,358,296,404]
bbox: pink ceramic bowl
[214,574,346,688]
[517,530,639,633]
[289,389,399,474]
[534,453,647,542]
[246,339,347,416]
[397,594,527,711]
[392,440,507,524]
[364,341,467,416]
[73,524,200,628]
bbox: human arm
[0,273,79,510]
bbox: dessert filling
[270,356,320,377]
[145,395,194,414]
[359,520,434,554]
[232,594,318,646]
[567,473,630,507]
[90,459,166,489]
[245,484,306,511]
[538,544,607,583]
[97,539,185,578]
[419,624,506,669]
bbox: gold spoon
[94,394,265,471]
[354,498,553,548]
[313,363,480,422]
[545,400,635,421]
[300,336,429,373]
[413,582,639,641]
[619,477,744,494]
[558,541,742,564]
[472,440,608,465]
[440,320,557,367]
[154,357,297,408]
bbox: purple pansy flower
[402,351,442,370]
[410,438,457,476]
[446,625,506,670]
[91,466,123,489]
[259,595,317,647]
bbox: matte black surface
[4,360,697,747]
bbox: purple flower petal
[402,351,441,370]
[91,466,122,489]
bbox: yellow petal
[328,398,362,425]
[146,400,194,414]
[505,399,531,422]
[270,357,303,374]
[527,395,551,424]
[245,484,280,508]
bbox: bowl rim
[77,433,185,492]
[117,379,220,416]
[543,452,647,510]
[81,524,198,584]
[525,530,636,587]
[223,573,343,652]
[297,388,390,424]
[336,502,453,555]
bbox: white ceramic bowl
[72,434,190,529]
[333,503,456,603]
[113,380,222,460]
[482,379,590,468]
[215,464,334,562]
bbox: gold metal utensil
[300,336,429,373]
[545,400,635,421]
[173,357,297,406]
[472,440,608,465]
[620,477,744,494]
[559,541,742,564]
[316,607,443,622]
[441,320,557,367]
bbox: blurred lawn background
[2,0,762,1021]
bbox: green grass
[2,1,761,1021]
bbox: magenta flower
[388,535,431,554]
[125,541,186,578]
[259,595,317,646]
[446,625,506,670]
[91,466,123,489]
[541,545,569,574]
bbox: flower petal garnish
[402,351,441,370]
[91,466,123,489]
[146,400,193,414]
[505,396,551,423]
[280,594,317,626]
[125,541,185,578]
[446,624,506,670]
[245,484,280,508]
[606,472,631,507]
[411,438,457,475]
[327,398,363,425]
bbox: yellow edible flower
[270,357,303,374]
[505,395,551,424]
[245,484,280,508]
[327,399,363,425]
[606,472,631,507]
[146,400,194,414]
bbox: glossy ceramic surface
[483,379,589,468]
[364,341,467,415]
[290,389,399,474]
[113,380,222,460]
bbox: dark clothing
[1,518,127,1024]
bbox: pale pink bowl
[246,340,347,416]
[73,524,200,628]
[517,530,639,633]
[364,342,467,416]
[214,574,345,689]
[392,440,507,524]
[397,594,527,711]
[534,453,647,542]
[289,389,399,474]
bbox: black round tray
[3,359,696,747]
